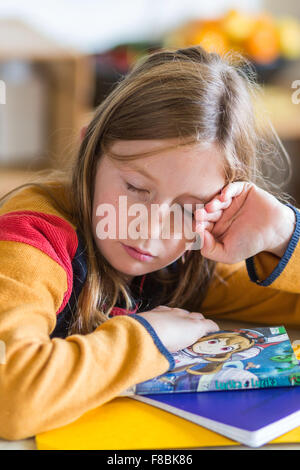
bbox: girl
[0,45,299,440]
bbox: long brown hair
[0,45,292,335]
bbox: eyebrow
[126,163,158,183]
[125,163,215,204]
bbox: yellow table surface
[35,320,300,451]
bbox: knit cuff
[130,314,175,371]
[246,203,300,287]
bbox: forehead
[110,139,226,201]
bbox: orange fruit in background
[222,9,255,43]
[191,20,230,56]
[245,13,280,64]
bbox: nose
[148,203,184,240]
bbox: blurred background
[0,0,300,203]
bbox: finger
[202,319,220,334]
[200,230,229,263]
[188,312,204,320]
[211,218,233,239]
[220,182,251,201]
[204,197,232,213]
[202,221,214,232]
[194,220,214,233]
[173,308,190,316]
[194,318,219,335]
[204,181,250,213]
[195,207,223,222]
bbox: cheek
[159,207,196,241]
[92,181,123,241]
[159,238,188,267]
[92,189,198,251]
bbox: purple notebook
[132,387,300,447]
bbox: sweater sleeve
[0,225,171,440]
[245,203,300,293]
[201,204,300,327]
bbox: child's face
[92,138,225,282]
[191,338,238,355]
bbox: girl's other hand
[194,182,296,264]
[138,306,219,353]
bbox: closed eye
[126,182,149,193]
[126,183,195,218]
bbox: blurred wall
[0,0,262,53]
[264,0,300,18]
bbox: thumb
[200,230,226,262]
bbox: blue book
[126,326,300,395]
[131,387,300,447]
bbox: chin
[117,264,153,278]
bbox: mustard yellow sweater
[0,183,300,440]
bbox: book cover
[131,387,300,447]
[126,326,300,395]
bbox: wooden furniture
[255,85,300,141]
[0,19,94,197]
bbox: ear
[80,126,87,141]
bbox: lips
[127,245,154,257]
[130,246,153,256]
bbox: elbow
[0,342,59,440]
[0,394,38,441]
[0,416,33,442]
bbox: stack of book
[36,326,300,449]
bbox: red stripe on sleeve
[0,211,78,314]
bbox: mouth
[121,243,156,262]
[131,246,154,256]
